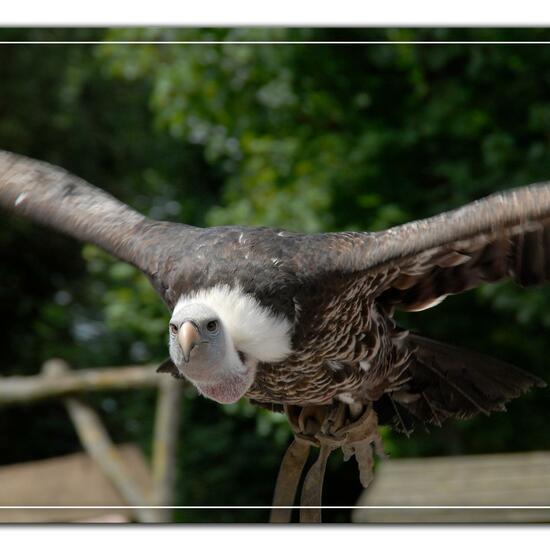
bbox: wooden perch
[151,376,183,522]
[0,444,153,523]
[0,363,162,406]
[0,357,185,522]
[42,359,162,523]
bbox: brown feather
[393,335,546,425]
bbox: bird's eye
[206,320,218,332]
[169,323,178,335]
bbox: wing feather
[326,184,550,311]
[0,150,188,283]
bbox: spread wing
[0,150,190,288]
[326,184,550,312]
[5,149,550,315]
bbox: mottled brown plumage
[1,150,548,431]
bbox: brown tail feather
[390,334,546,427]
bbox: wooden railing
[0,359,183,523]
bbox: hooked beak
[178,321,201,363]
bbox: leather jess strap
[270,438,312,523]
[269,403,384,523]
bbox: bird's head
[165,284,293,404]
[168,301,257,404]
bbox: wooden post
[42,359,161,523]
[151,376,183,522]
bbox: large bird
[1,150,548,521]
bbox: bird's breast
[246,274,404,405]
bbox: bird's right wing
[0,150,182,286]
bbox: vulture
[1,150,548,522]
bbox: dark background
[1,28,550,522]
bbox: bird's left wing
[324,183,550,311]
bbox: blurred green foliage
[1,28,550,522]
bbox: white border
[2,527,547,550]
[2,0,550,26]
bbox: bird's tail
[378,334,546,432]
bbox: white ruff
[173,284,293,363]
